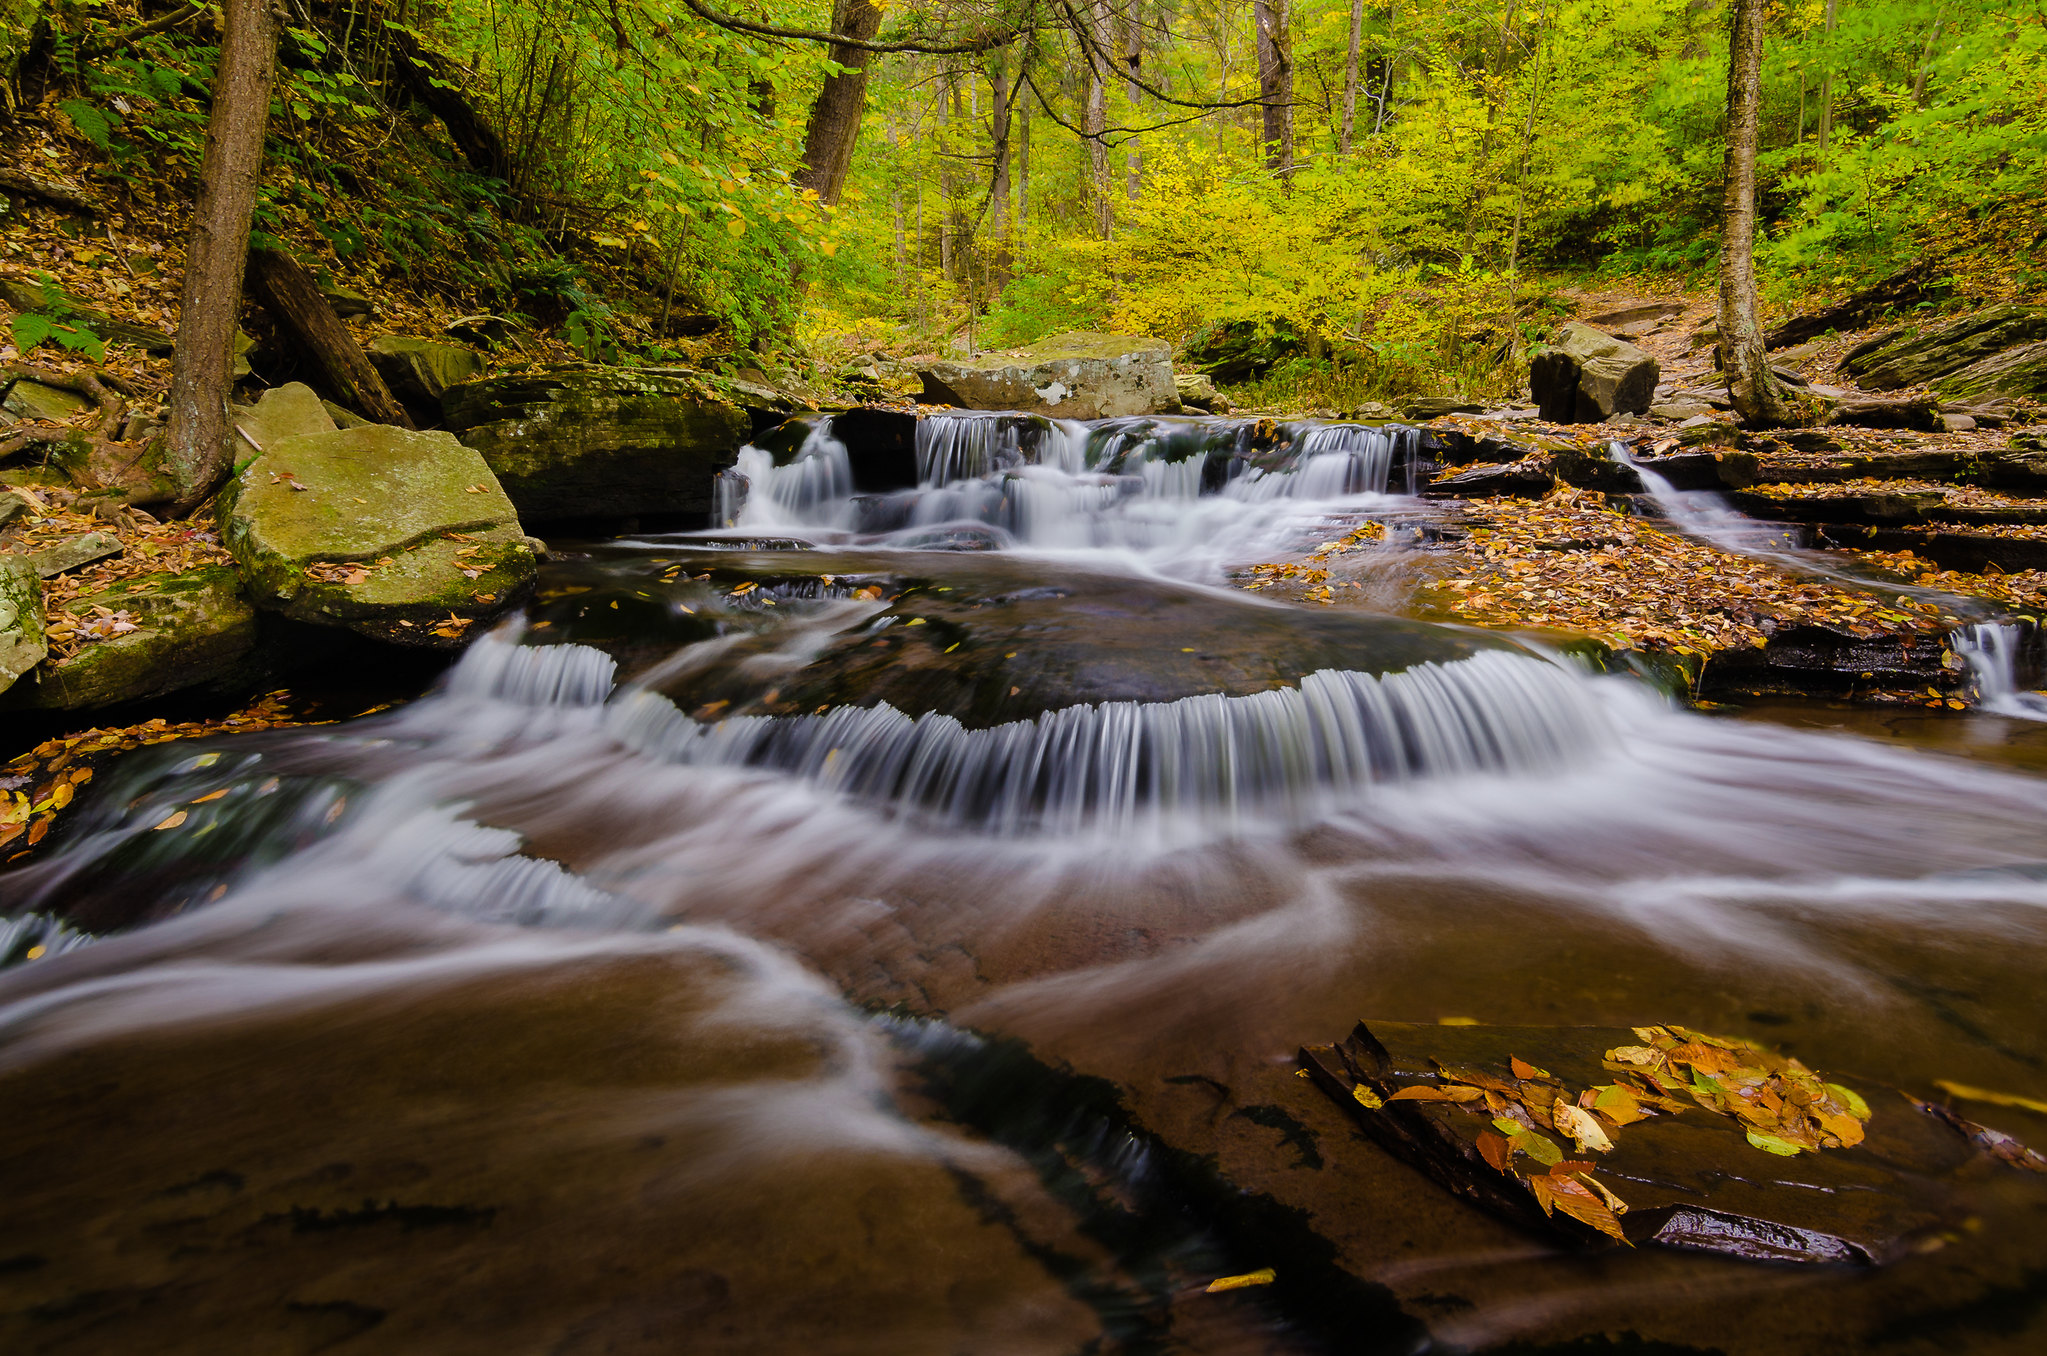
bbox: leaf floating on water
[1935,1080,2047,1116]
[1351,1085,1384,1110]
[1745,1130,1806,1157]
[1476,1129,1512,1172]
[1539,1173,1630,1242]
[1203,1268,1276,1293]
[1438,1016,1480,1026]
[1387,1084,1486,1104]
[191,789,229,804]
[153,810,188,830]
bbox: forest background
[3,0,2044,409]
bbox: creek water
[5,412,2047,1354]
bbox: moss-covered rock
[218,425,536,647]
[2,378,91,423]
[0,556,45,696]
[368,335,486,419]
[230,382,335,457]
[3,565,257,710]
[918,333,1177,419]
[442,366,752,521]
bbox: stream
[4,411,2047,1354]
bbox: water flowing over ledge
[602,648,1610,833]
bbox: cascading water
[8,409,2047,1353]
[1952,621,2047,719]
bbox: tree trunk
[162,0,280,509]
[1016,82,1031,261]
[1506,0,1553,276]
[987,51,1013,287]
[247,248,414,428]
[383,20,507,180]
[1253,0,1294,177]
[1912,18,1944,107]
[1719,0,1800,428]
[1121,17,1142,198]
[1816,0,1837,153]
[1084,1,1112,238]
[793,0,883,205]
[1339,0,1363,154]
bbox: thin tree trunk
[1506,0,1552,277]
[1816,0,1837,153]
[793,0,883,205]
[987,51,1013,287]
[1085,1,1112,238]
[1912,16,1945,106]
[1122,16,1142,198]
[1252,0,1294,177]
[247,249,414,428]
[1339,0,1363,154]
[163,0,279,509]
[1720,0,1799,428]
[1016,82,1031,262]
[1373,5,1397,135]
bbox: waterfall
[718,422,858,528]
[1607,440,1800,555]
[0,912,92,967]
[442,630,619,707]
[1952,622,2047,720]
[604,649,1609,833]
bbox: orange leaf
[1476,1130,1512,1172]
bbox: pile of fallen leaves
[1850,549,2047,612]
[1752,478,2047,513]
[1237,522,1386,604]
[0,487,233,660]
[0,691,320,857]
[1410,486,1960,653]
[1357,1024,1874,1242]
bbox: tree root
[1,362,178,506]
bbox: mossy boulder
[442,366,752,521]
[1529,323,1660,422]
[218,425,537,647]
[918,332,1178,419]
[1843,306,2047,395]
[0,556,45,696]
[368,335,486,421]
[2,565,257,710]
[2,378,91,424]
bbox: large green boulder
[2,565,257,710]
[0,556,44,696]
[917,332,1178,419]
[218,425,537,647]
[230,382,336,454]
[1933,339,2047,401]
[368,335,485,420]
[442,366,752,521]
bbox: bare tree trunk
[793,0,883,205]
[1506,0,1553,277]
[1339,0,1363,154]
[1085,1,1112,238]
[1816,0,1837,153]
[1720,0,1800,428]
[987,51,1013,287]
[162,0,279,509]
[1016,81,1031,262]
[1912,16,1945,107]
[1373,5,1397,135]
[1253,0,1294,177]
[1121,15,1143,198]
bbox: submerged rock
[1529,323,1660,423]
[918,333,1177,420]
[1,565,258,710]
[218,425,537,646]
[0,557,44,695]
[442,366,751,521]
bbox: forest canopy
[8,0,2045,402]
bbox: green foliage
[10,275,105,363]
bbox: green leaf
[11,313,54,350]
[1745,1131,1806,1157]
[57,99,113,149]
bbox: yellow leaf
[726,217,747,237]
[1204,1268,1275,1293]
[1936,1080,2047,1116]
[154,810,188,830]
[1351,1084,1384,1110]
[1553,1101,1615,1153]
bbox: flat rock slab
[2,565,257,710]
[2,379,92,424]
[219,425,536,647]
[919,332,1177,420]
[1302,1020,1994,1264]
[231,381,335,455]
[27,531,121,577]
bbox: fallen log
[245,248,412,428]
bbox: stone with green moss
[0,557,45,696]
[231,382,336,459]
[369,335,486,415]
[218,425,536,647]
[2,379,91,424]
[917,332,1177,419]
[2,565,257,710]
[442,365,751,521]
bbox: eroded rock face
[918,333,1177,419]
[1529,323,1660,423]
[442,366,752,521]
[0,556,44,696]
[2,565,258,710]
[1843,305,2047,397]
[218,425,536,646]
[368,335,485,422]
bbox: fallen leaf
[1745,1130,1806,1156]
[1510,1055,1551,1080]
[1553,1101,1615,1154]
[1204,1268,1276,1293]
[1351,1084,1384,1110]
[1935,1080,2047,1116]
[153,810,188,830]
[1476,1129,1512,1172]
[1387,1084,1487,1103]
